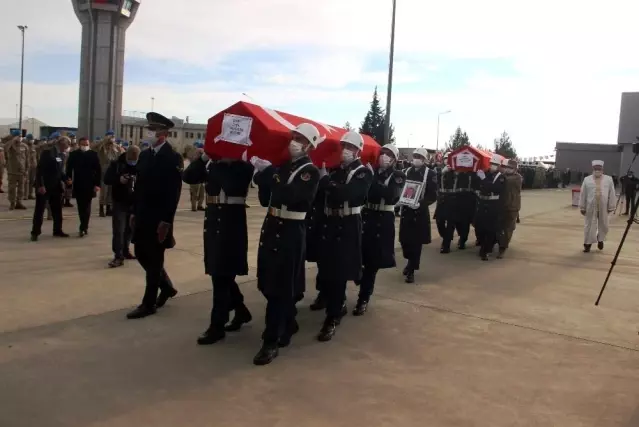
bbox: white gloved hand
[250,156,272,172]
[201,153,209,162]
[442,166,449,173]
[241,150,248,162]
[319,162,328,178]
[476,170,486,180]
[410,202,421,210]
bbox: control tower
[72,0,140,138]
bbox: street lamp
[383,0,397,146]
[23,105,35,136]
[151,97,154,111]
[17,25,27,133]
[435,110,451,151]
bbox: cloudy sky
[2,0,639,155]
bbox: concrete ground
[0,185,638,427]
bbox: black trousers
[324,279,348,319]
[262,293,297,345]
[477,228,497,255]
[455,220,470,243]
[112,202,132,258]
[31,192,63,236]
[76,196,92,232]
[436,216,456,247]
[358,266,378,302]
[625,192,636,214]
[210,275,245,328]
[135,238,174,308]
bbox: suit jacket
[35,146,67,194]
[66,149,101,199]
[132,142,183,248]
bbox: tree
[445,126,470,151]
[343,121,353,131]
[359,87,395,145]
[493,131,517,159]
[475,143,488,151]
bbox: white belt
[206,195,246,205]
[365,203,395,212]
[478,195,500,201]
[324,206,362,216]
[268,206,306,220]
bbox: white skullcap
[592,160,604,167]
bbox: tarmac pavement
[0,186,638,427]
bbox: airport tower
[72,0,140,138]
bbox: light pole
[151,97,154,111]
[435,110,451,151]
[23,105,35,136]
[17,25,27,133]
[383,0,397,146]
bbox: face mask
[341,149,355,163]
[65,147,71,153]
[379,154,392,169]
[80,146,89,152]
[593,170,603,177]
[127,160,138,166]
[505,168,514,174]
[490,165,498,172]
[288,141,304,157]
[412,158,424,168]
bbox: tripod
[595,152,639,305]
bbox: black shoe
[405,271,415,283]
[458,241,466,250]
[53,232,69,238]
[352,300,368,316]
[481,253,489,261]
[440,246,451,254]
[156,288,178,308]
[64,202,74,208]
[108,258,124,268]
[79,230,87,237]
[197,328,225,345]
[278,321,299,348]
[30,234,38,242]
[583,244,592,253]
[105,205,112,216]
[597,241,604,250]
[14,203,27,210]
[99,205,105,217]
[339,303,348,321]
[126,304,157,319]
[496,247,506,259]
[253,344,279,366]
[224,305,252,332]
[124,252,136,260]
[197,206,205,211]
[310,293,326,311]
[402,262,411,276]
[317,318,338,342]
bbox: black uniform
[434,168,456,252]
[128,118,183,318]
[452,171,477,248]
[31,145,68,239]
[399,165,438,277]
[183,157,254,344]
[306,184,327,310]
[66,148,101,234]
[356,166,405,314]
[474,170,506,259]
[316,160,373,340]
[254,155,319,363]
[620,173,639,215]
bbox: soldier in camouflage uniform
[94,130,121,216]
[0,138,5,193]
[4,129,28,210]
[23,134,37,200]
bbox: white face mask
[490,165,498,172]
[593,170,603,177]
[80,145,89,152]
[288,140,304,157]
[341,149,355,164]
[64,147,71,153]
[379,154,393,169]
[412,158,424,168]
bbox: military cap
[50,131,61,139]
[146,112,174,130]
[26,133,33,140]
[10,129,21,137]
[141,141,150,147]
[69,132,76,138]
[507,159,518,169]
[105,130,115,136]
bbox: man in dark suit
[126,112,183,320]
[66,137,102,237]
[30,136,71,241]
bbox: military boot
[253,343,279,366]
[317,318,338,342]
[309,292,326,311]
[352,299,369,316]
[224,304,252,332]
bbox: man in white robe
[579,160,616,252]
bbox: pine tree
[344,121,353,131]
[359,87,395,145]
[445,126,470,151]
[493,131,517,158]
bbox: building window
[190,132,194,138]
[129,126,133,138]
[197,132,201,139]
[140,127,144,139]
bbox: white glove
[476,170,486,180]
[319,162,328,178]
[241,150,248,162]
[442,166,449,173]
[201,153,209,162]
[410,202,421,210]
[250,156,272,172]
[366,163,374,172]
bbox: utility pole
[17,25,28,133]
[383,0,397,146]
[151,97,154,111]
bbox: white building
[0,117,47,139]
[120,115,206,152]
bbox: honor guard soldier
[251,123,322,365]
[434,152,457,253]
[306,169,327,311]
[355,143,405,316]
[474,154,506,260]
[452,168,478,250]
[183,148,254,345]
[399,147,438,283]
[126,112,182,319]
[316,131,373,341]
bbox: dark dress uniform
[183,157,254,344]
[316,160,373,341]
[254,155,320,364]
[474,170,506,260]
[399,166,438,282]
[453,171,477,249]
[306,188,327,310]
[434,168,456,253]
[355,165,405,315]
[31,145,69,240]
[127,113,183,319]
[66,148,101,235]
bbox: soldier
[452,169,478,250]
[94,130,121,217]
[434,153,456,253]
[0,137,6,193]
[399,147,438,283]
[306,166,328,312]
[23,134,37,200]
[497,159,522,258]
[355,144,405,316]
[4,129,28,210]
[475,155,506,260]
[250,123,322,365]
[316,131,373,341]
[188,142,206,212]
[183,149,254,345]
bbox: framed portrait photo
[398,180,424,208]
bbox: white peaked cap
[592,160,604,167]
